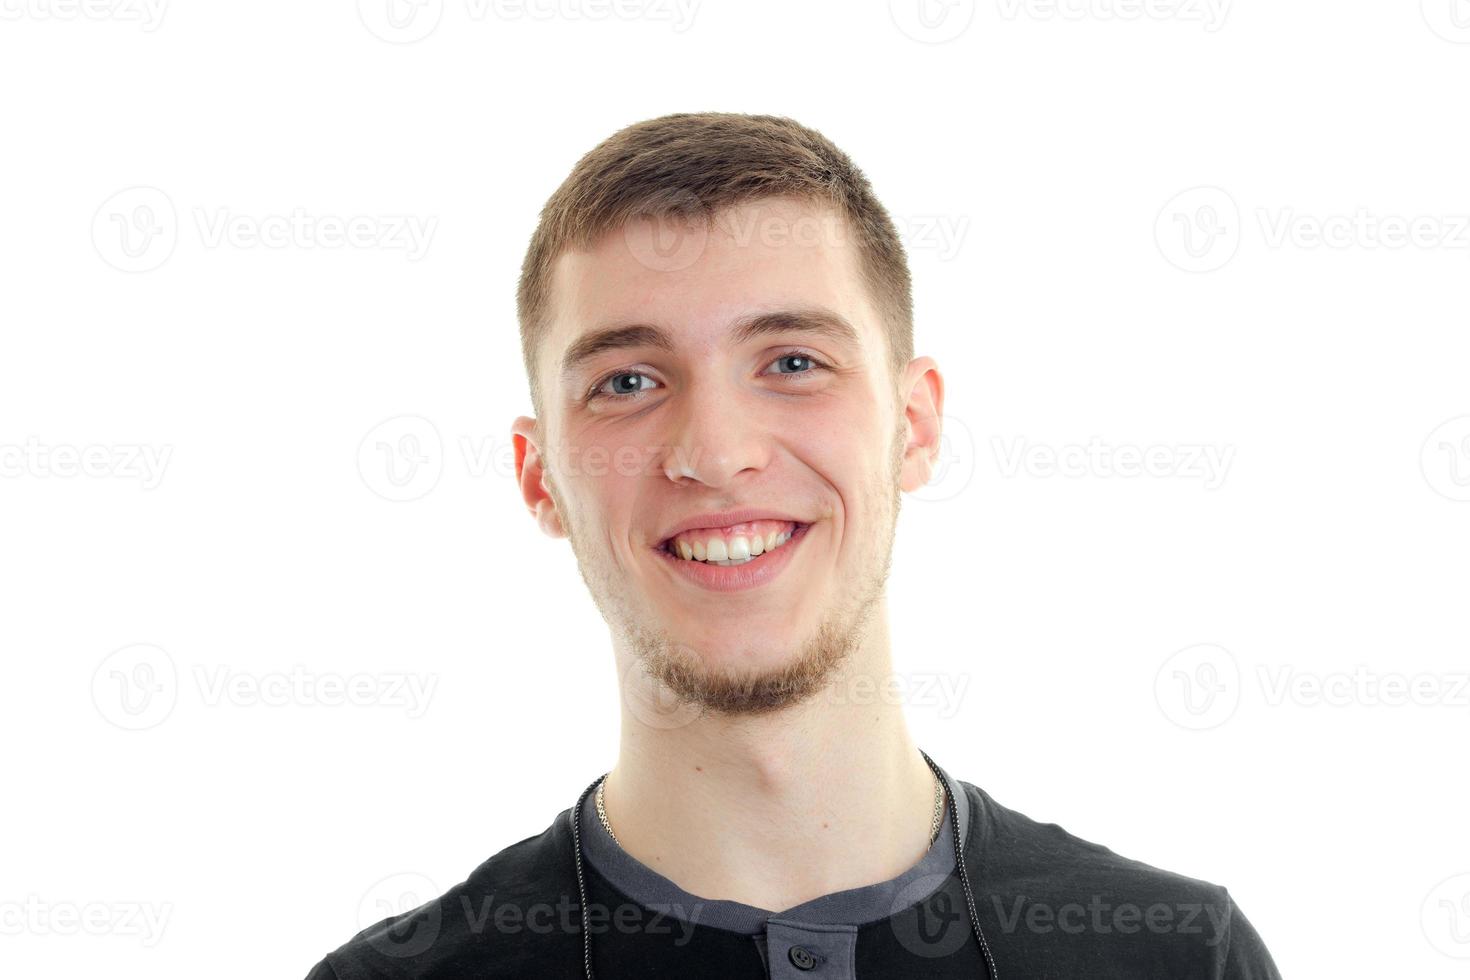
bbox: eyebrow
[558,308,862,384]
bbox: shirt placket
[762,918,858,979]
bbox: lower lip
[654,523,813,593]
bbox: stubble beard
[549,413,906,718]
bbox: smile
[654,520,814,592]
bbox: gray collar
[573,757,971,935]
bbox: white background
[2,1,1468,977]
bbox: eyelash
[586,350,832,403]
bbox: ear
[897,357,946,494]
[511,415,567,539]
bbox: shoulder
[301,809,586,980]
[959,781,1281,979]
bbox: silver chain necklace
[594,766,946,849]
[570,748,999,979]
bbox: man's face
[514,196,938,716]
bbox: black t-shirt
[304,772,1281,978]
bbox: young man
[305,112,1281,978]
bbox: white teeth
[667,524,802,564]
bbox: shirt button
[788,945,818,970]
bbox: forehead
[541,196,881,383]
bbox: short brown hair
[515,111,914,416]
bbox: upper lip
[656,509,809,545]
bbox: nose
[658,378,769,489]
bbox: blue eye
[588,352,830,402]
[774,354,812,374]
[593,372,658,399]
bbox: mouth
[653,519,814,592]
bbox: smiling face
[512,195,943,716]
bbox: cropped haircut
[516,111,914,416]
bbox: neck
[603,604,939,912]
